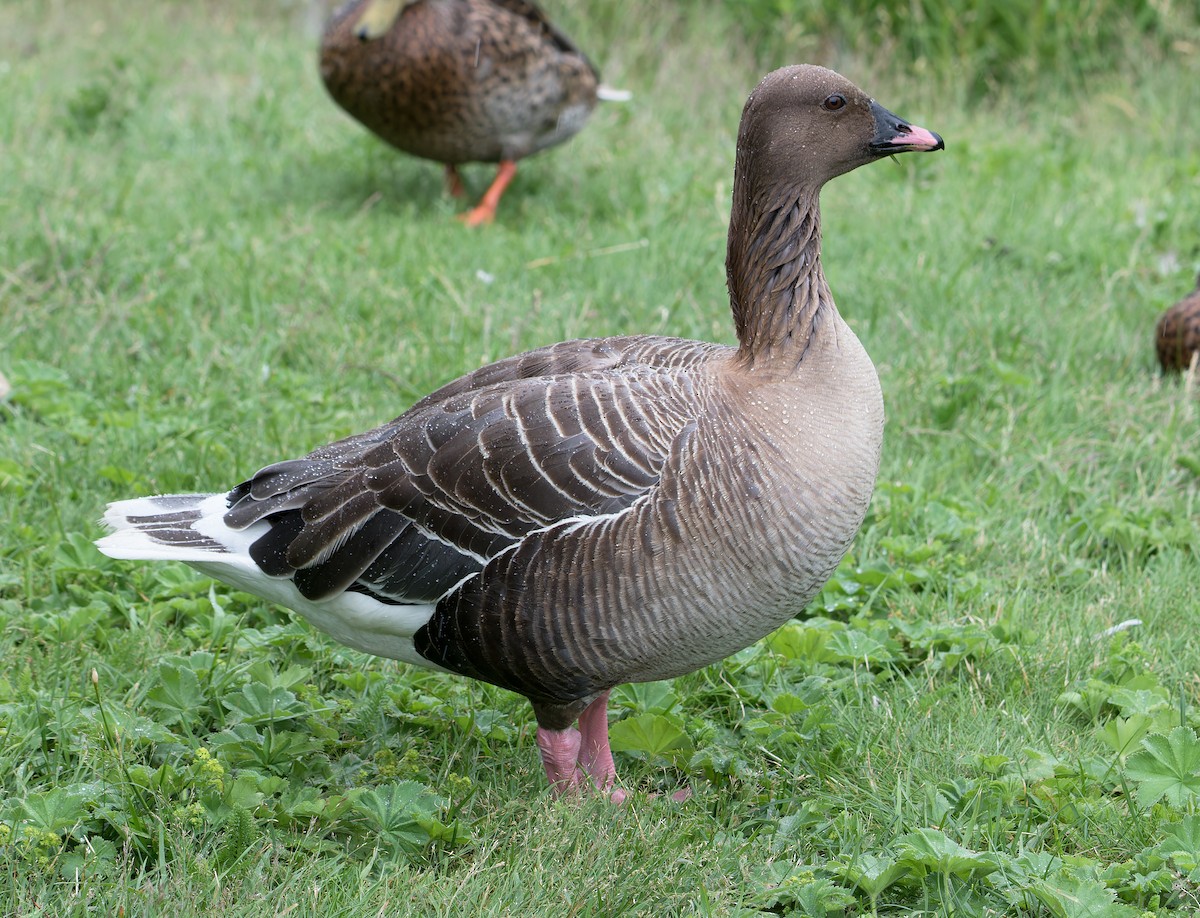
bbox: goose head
[734,64,943,196]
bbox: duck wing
[488,0,595,65]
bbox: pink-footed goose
[319,0,628,226]
[97,65,942,801]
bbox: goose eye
[822,94,846,111]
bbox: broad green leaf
[56,532,107,570]
[850,560,928,590]
[223,682,306,725]
[144,663,205,724]
[770,692,815,715]
[689,744,751,784]
[1155,815,1200,871]
[257,730,323,768]
[184,651,217,675]
[1021,747,1063,783]
[1029,874,1137,918]
[769,676,827,715]
[1097,714,1152,761]
[58,835,118,878]
[878,535,942,564]
[825,629,895,665]
[245,661,312,691]
[767,622,835,663]
[834,853,910,899]
[1006,850,1065,882]
[276,786,329,824]
[461,707,516,742]
[973,752,1011,774]
[611,681,678,715]
[352,780,440,829]
[785,878,855,915]
[131,762,184,796]
[749,864,853,912]
[29,602,108,643]
[895,828,999,879]
[812,574,866,614]
[332,671,373,692]
[1107,686,1170,718]
[210,723,319,771]
[350,781,455,854]
[1124,727,1200,809]
[608,713,693,764]
[225,773,265,811]
[1058,679,1114,722]
[18,788,89,834]
[86,705,174,744]
[152,567,212,597]
[769,809,824,854]
[209,723,264,761]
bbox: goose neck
[726,186,832,373]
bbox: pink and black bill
[868,100,944,154]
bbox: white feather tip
[597,85,632,103]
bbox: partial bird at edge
[1155,271,1200,374]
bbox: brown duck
[319,0,626,225]
[1155,272,1200,373]
[98,65,942,800]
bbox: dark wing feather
[224,337,716,603]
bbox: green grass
[3,0,1200,914]
[726,0,1200,99]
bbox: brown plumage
[1155,273,1200,373]
[318,0,612,225]
[97,65,943,801]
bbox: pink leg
[535,726,582,797]
[443,164,466,199]
[576,691,626,803]
[459,160,518,226]
[537,693,689,803]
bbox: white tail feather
[597,85,632,103]
[94,491,443,668]
[96,493,263,567]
